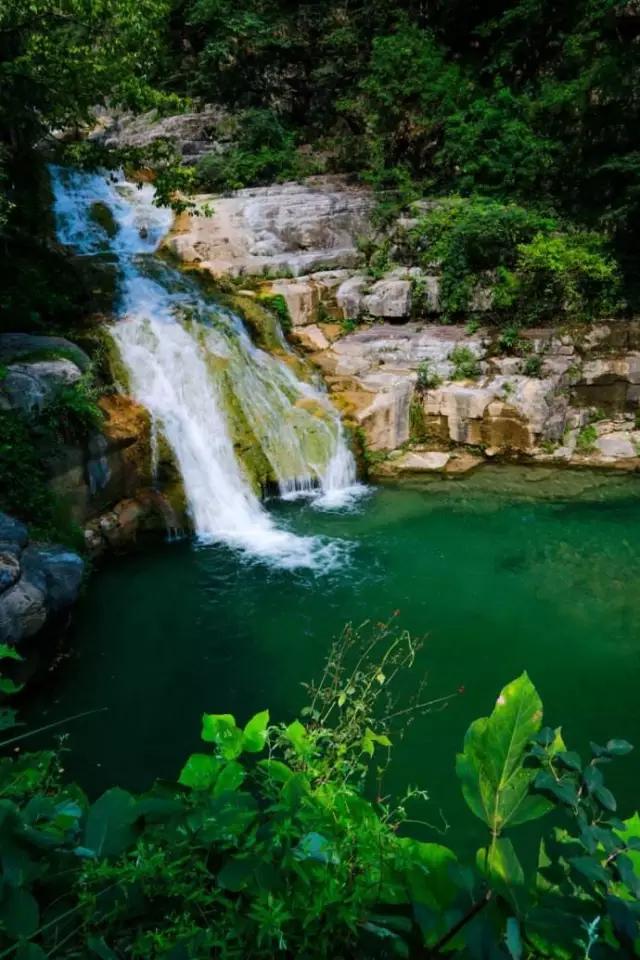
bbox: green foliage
[257,293,292,335]
[416,361,442,392]
[523,355,543,378]
[576,424,599,454]
[450,345,481,381]
[0,376,102,543]
[0,624,638,958]
[195,110,316,193]
[507,231,621,324]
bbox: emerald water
[28,468,640,840]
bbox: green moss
[88,201,119,239]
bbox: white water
[50,167,363,568]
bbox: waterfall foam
[50,166,363,568]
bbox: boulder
[336,276,369,320]
[595,433,636,459]
[353,372,416,450]
[0,333,90,371]
[363,279,412,318]
[0,359,83,415]
[292,324,330,352]
[0,512,84,645]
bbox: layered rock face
[298,321,640,475]
[0,513,84,645]
[161,175,640,476]
[163,179,372,278]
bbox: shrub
[416,359,442,391]
[195,109,316,193]
[405,197,555,318]
[0,622,638,958]
[510,230,621,323]
[576,423,598,453]
[401,198,619,325]
[524,354,543,377]
[450,344,481,380]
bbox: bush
[402,197,619,325]
[0,622,638,958]
[195,109,316,193]
[450,344,481,380]
[405,197,555,319]
[576,424,599,453]
[508,231,621,323]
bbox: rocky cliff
[166,178,640,477]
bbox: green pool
[27,467,640,841]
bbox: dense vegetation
[1,622,638,958]
[2,1,640,330]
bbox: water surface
[27,468,640,844]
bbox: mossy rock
[89,201,119,239]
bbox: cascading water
[50,166,363,568]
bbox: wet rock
[0,359,83,415]
[0,333,90,372]
[292,324,330,352]
[0,512,84,645]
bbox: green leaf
[477,837,525,893]
[284,719,313,758]
[242,710,269,753]
[212,761,245,797]
[361,727,392,757]
[217,855,259,892]
[84,788,137,858]
[16,946,47,960]
[456,673,551,833]
[0,887,39,938]
[0,644,22,662]
[178,753,222,790]
[258,759,293,783]
[606,739,634,757]
[534,771,578,806]
[398,838,458,910]
[570,856,609,887]
[0,677,23,695]
[201,713,244,760]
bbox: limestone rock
[1,359,83,415]
[363,279,411,318]
[393,450,450,472]
[164,179,372,278]
[354,372,416,450]
[595,433,636,459]
[336,276,369,320]
[292,324,330,352]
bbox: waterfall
[50,166,363,568]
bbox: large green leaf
[0,887,39,938]
[456,673,552,834]
[84,787,137,858]
[178,753,223,790]
[398,838,458,911]
[212,760,245,797]
[242,710,269,753]
[201,713,244,760]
